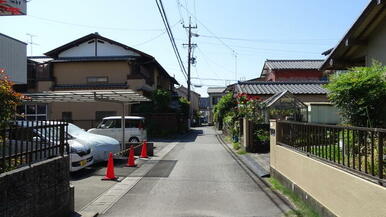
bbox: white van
[87,116,147,144]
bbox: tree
[0,69,25,127]
[213,93,237,128]
[325,62,386,128]
[132,89,172,113]
[178,97,190,117]
[151,89,172,112]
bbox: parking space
[70,140,171,211]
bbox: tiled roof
[264,59,324,70]
[54,83,128,90]
[207,87,226,94]
[236,81,328,95]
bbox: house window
[62,112,72,121]
[16,104,47,121]
[87,76,108,84]
[95,111,117,120]
[212,97,220,105]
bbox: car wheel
[129,137,140,143]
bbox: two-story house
[321,0,385,70]
[176,86,200,113]
[207,87,226,125]
[260,59,326,81]
[21,33,178,128]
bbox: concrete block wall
[0,156,73,217]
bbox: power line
[176,0,185,25]
[133,21,180,47]
[199,34,334,45]
[177,3,239,81]
[196,46,233,74]
[155,0,188,80]
[28,15,163,32]
[195,41,322,55]
[178,3,236,54]
[191,77,237,82]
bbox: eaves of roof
[44,33,153,59]
[320,1,386,70]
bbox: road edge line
[215,132,296,214]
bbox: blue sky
[0,0,369,96]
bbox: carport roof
[23,89,151,103]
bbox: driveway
[70,139,172,211]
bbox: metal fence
[0,121,68,173]
[277,121,385,184]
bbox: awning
[22,89,150,149]
[23,89,150,103]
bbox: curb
[216,132,297,213]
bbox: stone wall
[0,156,73,217]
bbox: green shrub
[213,93,237,126]
[325,62,386,128]
[232,142,240,150]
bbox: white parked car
[67,123,120,162]
[88,116,147,144]
[13,121,94,172]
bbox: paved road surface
[102,127,290,217]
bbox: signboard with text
[0,0,27,16]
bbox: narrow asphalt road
[101,126,290,217]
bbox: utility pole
[183,16,197,104]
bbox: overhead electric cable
[133,21,180,47]
[28,15,163,32]
[199,34,333,46]
[178,3,236,54]
[155,0,188,80]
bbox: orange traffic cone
[102,152,118,181]
[126,145,137,167]
[140,140,148,158]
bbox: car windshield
[67,123,86,136]
[97,118,146,129]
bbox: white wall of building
[0,33,27,84]
[367,18,386,66]
[58,40,140,58]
